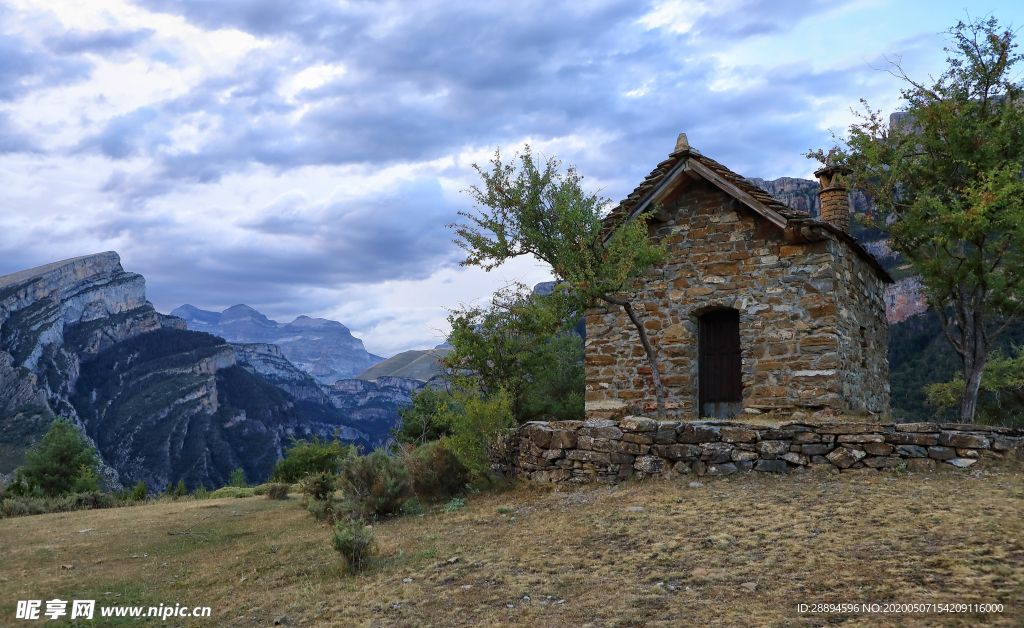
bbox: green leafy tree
[271,435,355,483]
[811,16,1024,422]
[438,385,517,479]
[393,387,457,446]
[452,148,668,415]
[20,418,100,497]
[442,283,584,423]
[228,468,247,488]
[926,346,1024,427]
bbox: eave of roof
[605,148,894,284]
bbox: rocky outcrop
[324,376,430,446]
[885,277,928,324]
[170,304,384,384]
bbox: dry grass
[2,460,1023,628]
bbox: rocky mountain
[170,304,384,385]
[355,346,451,382]
[0,253,417,492]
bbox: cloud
[0,112,40,154]
[45,28,155,55]
[0,33,91,102]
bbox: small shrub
[444,497,466,512]
[406,440,471,503]
[401,497,424,515]
[336,449,412,519]
[306,498,336,522]
[301,472,336,502]
[193,486,210,499]
[330,520,378,573]
[130,481,147,502]
[209,486,255,499]
[266,483,289,500]
[496,506,512,515]
[175,480,187,497]
[229,468,247,488]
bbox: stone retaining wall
[516,417,1024,484]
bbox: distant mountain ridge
[170,304,384,384]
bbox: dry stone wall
[516,418,1023,484]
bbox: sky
[0,0,1021,357]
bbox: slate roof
[606,147,893,283]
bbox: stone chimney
[814,166,851,233]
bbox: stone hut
[585,134,893,421]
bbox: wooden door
[699,309,742,418]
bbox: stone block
[721,427,758,443]
[547,420,584,430]
[634,455,665,474]
[754,459,789,473]
[792,432,821,443]
[678,423,721,443]
[947,458,978,468]
[577,435,594,451]
[583,418,618,429]
[609,452,635,465]
[837,434,885,444]
[619,416,659,432]
[654,424,681,444]
[761,428,796,440]
[707,463,739,476]
[826,446,866,469]
[580,425,623,440]
[896,445,928,458]
[541,449,565,460]
[622,432,654,445]
[672,461,692,474]
[691,459,707,476]
[591,438,617,453]
[955,449,979,458]
[522,423,553,448]
[863,443,894,456]
[938,432,989,449]
[906,458,936,472]
[781,452,809,465]
[885,433,939,446]
[651,443,701,460]
[816,423,884,435]
[895,422,939,433]
[927,446,956,460]
[810,455,830,465]
[992,437,1021,451]
[758,440,790,455]
[731,450,759,463]
[863,456,902,469]
[566,450,611,464]
[532,469,571,483]
[549,429,578,450]
[800,443,832,456]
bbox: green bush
[331,520,378,573]
[266,483,289,500]
[441,386,516,479]
[406,440,471,503]
[209,486,256,498]
[393,387,458,445]
[306,498,335,522]
[193,485,210,499]
[444,497,466,512]
[336,449,412,519]
[0,491,122,519]
[272,436,355,483]
[129,481,147,501]
[301,472,336,502]
[229,468,247,488]
[401,497,424,515]
[175,480,187,497]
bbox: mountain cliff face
[0,252,183,480]
[170,304,384,384]
[0,253,409,491]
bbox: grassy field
[2,458,1023,628]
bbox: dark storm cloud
[44,28,155,55]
